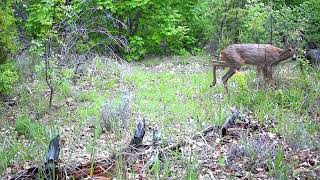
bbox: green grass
[15,115,49,141]
[0,140,23,173]
[268,149,290,180]
[0,116,54,175]
[126,69,226,133]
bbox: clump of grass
[268,149,290,180]
[0,140,22,174]
[54,68,73,98]
[274,117,320,150]
[17,81,50,117]
[76,90,99,103]
[227,134,277,171]
[101,90,131,131]
[185,158,199,179]
[15,115,48,141]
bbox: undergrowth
[0,55,319,179]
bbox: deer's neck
[279,49,291,61]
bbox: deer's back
[221,44,282,65]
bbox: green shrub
[0,61,18,94]
[0,0,17,63]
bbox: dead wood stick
[221,108,240,136]
[191,125,217,140]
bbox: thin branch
[45,39,53,109]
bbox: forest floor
[0,55,319,179]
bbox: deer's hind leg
[222,66,239,95]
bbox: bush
[0,61,18,94]
[0,1,18,94]
[0,0,17,63]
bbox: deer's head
[288,44,297,61]
[283,37,298,61]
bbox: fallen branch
[130,118,146,146]
[221,108,240,136]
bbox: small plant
[162,159,171,177]
[15,116,31,136]
[217,155,226,167]
[101,90,131,131]
[185,158,199,180]
[0,141,22,174]
[150,155,160,178]
[268,149,290,180]
[234,71,248,93]
[77,90,99,102]
[232,71,252,107]
[15,115,48,140]
[57,80,71,97]
[227,134,277,171]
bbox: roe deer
[210,42,297,94]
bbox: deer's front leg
[261,66,268,86]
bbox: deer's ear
[282,36,289,48]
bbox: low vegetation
[1,55,319,178]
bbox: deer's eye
[288,49,292,51]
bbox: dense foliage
[0,0,17,63]
[0,0,18,93]
[0,0,319,62]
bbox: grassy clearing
[126,59,319,178]
[127,60,320,138]
[127,70,219,129]
[0,55,319,178]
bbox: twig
[45,39,53,109]
[25,85,32,95]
